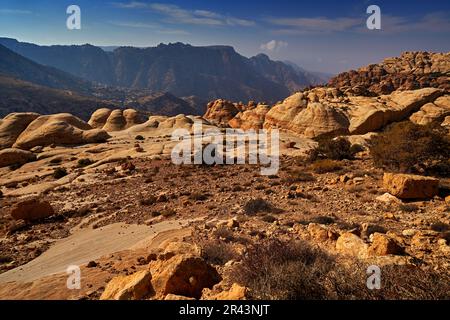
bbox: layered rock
[0,148,36,168]
[0,112,40,149]
[229,104,270,130]
[263,88,445,138]
[88,108,112,129]
[329,51,450,96]
[410,95,450,125]
[12,113,110,149]
[203,100,241,126]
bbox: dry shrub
[199,239,237,265]
[243,198,274,215]
[231,238,450,300]
[310,159,343,174]
[312,136,359,161]
[369,121,450,176]
[283,169,316,184]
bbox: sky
[0,0,449,74]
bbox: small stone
[87,261,98,268]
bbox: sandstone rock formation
[335,232,368,258]
[229,104,270,130]
[9,198,55,221]
[383,173,439,199]
[95,109,147,132]
[203,99,241,126]
[0,148,36,168]
[100,269,152,300]
[0,112,40,149]
[88,108,112,129]
[12,113,110,149]
[409,95,450,125]
[263,88,445,138]
[150,254,221,299]
[329,51,450,96]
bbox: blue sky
[0,0,449,73]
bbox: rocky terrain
[0,51,449,300]
[329,52,450,96]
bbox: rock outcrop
[229,104,270,130]
[263,88,445,138]
[88,108,112,129]
[0,112,40,149]
[329,52,450,96]
[100,270,152,300]
[203,100,241,126]
[0,148,36,168]
[12,113,110,149]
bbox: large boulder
[203,100,240,127]
[13,113,110,149]
[100,270,152,300]
[0,113,40,150]
[9,198,55,221]
[88,108,112,129]
[150,254,221,299]
[383,173,439,199]
[367,233,404,256]
[229,104,270,130]
[335,232,368,258]
[348,88,443,134]
[102,109,147,131]
[0,148,36,168]
[410,95,450,125]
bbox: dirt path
[0,219,190,284]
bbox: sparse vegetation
[243,198,274,215]
[370,121,450,176]
[77,158,94,168]
[310,159,342,173]
[199,239,237,265]
[53,167,68,179]
[231,238,450,300]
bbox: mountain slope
[0,75,115,119]
[0,38,323,102]
[0,44,92,94]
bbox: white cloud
[260,40,288,52]
[114,2,255,27]
[267,11,450,34]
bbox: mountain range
[0,38,328,102]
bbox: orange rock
[10,198,55,221]
[100,269,153,300]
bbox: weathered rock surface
[329,52,450,96]
[100,269,152,300]
[229,104,270,130]
[0,148,36,168]
[88,108,112,129]
[203,100,240,126]
[367,233,404,256]
[336,232,368,258]
[0,113,40,150]
[12,113,110,149]
[150,254,221,299]
[9,198,55,221]
[410,95,450,125]
[383,173,439,199]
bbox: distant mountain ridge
[0,38,325,102]
[0,44,92,94]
